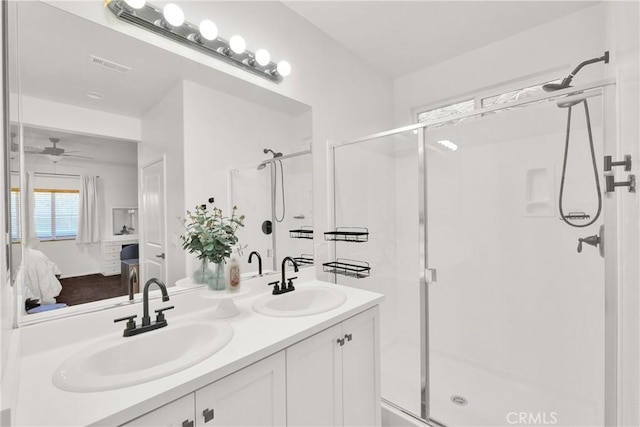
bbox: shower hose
[558,99,602,228]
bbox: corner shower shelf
[293,254,314,267]
[323,227,369,243]
[290,226,313,239]
[323,258,371,279]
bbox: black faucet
[280,257,299,294]
[114,278,174,337]
[248,251,263,275]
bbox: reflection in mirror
[14,126,138,313]
[230,150,313,275]
[10,1,312,323]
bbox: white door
[141,159,166,284]
[195,352,286,427]
[342,307,381,427]
[286,324,343,427]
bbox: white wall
[604,2,640,425]
[394,3,607,126]
[140,83,185,287]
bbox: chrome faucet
[114,278,174,337]
[248,251,263,275]
[280,257,299,294]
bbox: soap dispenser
[227,257,241,293]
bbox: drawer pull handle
[203,408,214,423]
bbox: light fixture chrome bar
[106,0,284,83]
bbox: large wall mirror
[9,1,312,324]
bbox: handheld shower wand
[542,51,609,229]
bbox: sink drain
[450,395,468,406]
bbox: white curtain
[25,172,38,247]
[77,175,100,243]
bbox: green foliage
[181,205,245,264]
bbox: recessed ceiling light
[86,91,104,100]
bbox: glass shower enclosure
[330,81,618,426]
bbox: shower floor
[382,339,603,427]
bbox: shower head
[263,148,283,158]
[542,82,572,92]
[543,51,609,93]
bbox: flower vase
[193,259,215,286]
[209,261,226,291]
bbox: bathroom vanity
[9,273,383,426]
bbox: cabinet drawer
[103,267,120,276]
[102,259,121,269]
[103,244,122,254]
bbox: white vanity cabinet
[121,394,195,427]
[286,307,380,427]
[120,307,379,427]
[195,351,286,427]
[121,352,286,427]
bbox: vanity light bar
[105,0,287,83]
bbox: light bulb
[254,49,270,66]
[163,3,184,27]
[124,0,145,9]
[277,60,291,77]
[199,20,218,41]
[229,35,246,54]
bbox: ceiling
[283,1,598,78]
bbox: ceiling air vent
[89,55,132,75]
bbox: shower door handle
[425,268,437,284]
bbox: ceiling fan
[25,137,94,161]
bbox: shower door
[332,130,424,417]
[425,87,613,426]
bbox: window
[481,79,562,108]
[33,189,80,240]
[417,78,562,125]
[417,99,475,125]
[10,188,21,242]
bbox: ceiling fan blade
[61,154,94,160]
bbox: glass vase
[193,259,214,285]
[209,261,226,291]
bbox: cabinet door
[286,324,343,427]
[121,394,195,427]
[342,307,381,427]
[195,351,286,427]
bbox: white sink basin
[252,285,347,317]
[52,319,233,392]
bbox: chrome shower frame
[330,78,619,427]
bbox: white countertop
[12,273,383,427]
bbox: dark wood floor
[57,274,127,306]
